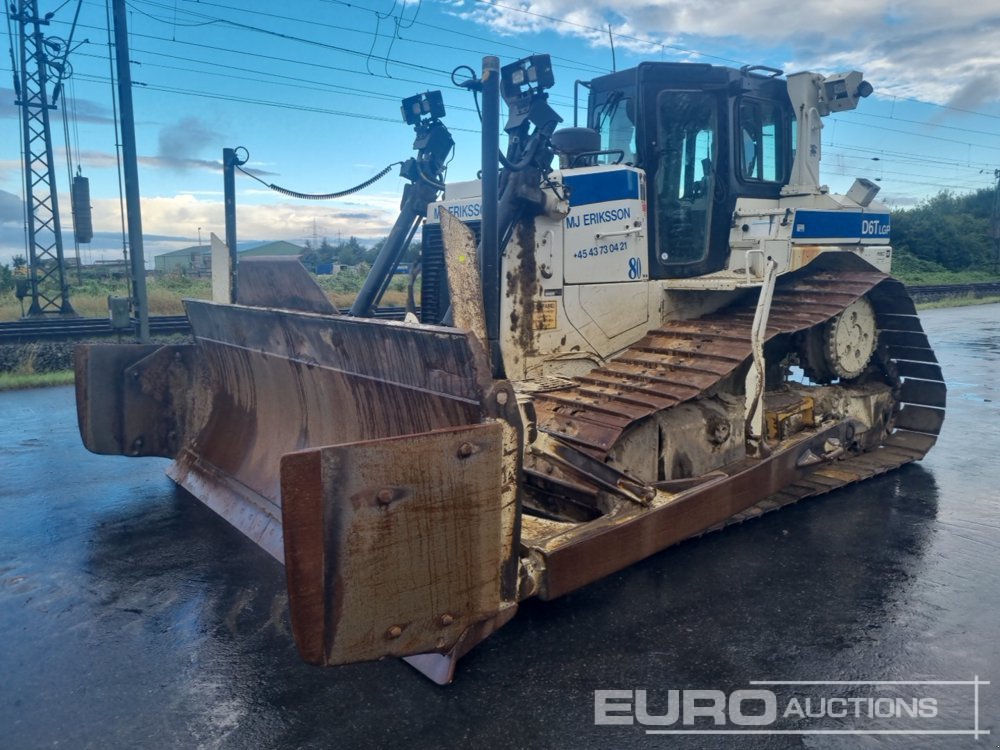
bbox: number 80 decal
[627,256,643,280]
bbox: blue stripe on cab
[563,170,640,206]
[792,210,891,240]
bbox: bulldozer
[76,54,945,684]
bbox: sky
[1,0,999,267]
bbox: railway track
[0,315,191,344]
[0,281,996,345]
[0,307,413,344]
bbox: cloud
[0,189,23,223]
[158,116,220,161]
[0,189,405,265]
[72,149,276,177]
[0,87,113,124]
[456,0,1000,105]
[69,98,115,125]
[0,89,17,121]
[72,148,219,175]
[946,73,1000,111]
[792,15,1000,105]
[143,156,224,172]
[148,116,280,174]
[879,191,923,208]
[101,193,401,253]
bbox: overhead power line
[60,69,483,131]
[885,93,1000,123]
[56,3,998,147]
[125,0,458,78]
[835,118,1000,154]
[17,0,998,200]
[851,111,1000,141]
[53,14,579,106]
[71,47,481,115]
[828,141,999,171]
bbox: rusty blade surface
[235,256,338,314]
[280,423,517,669]
[166,301,495,561]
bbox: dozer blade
[75,342,197,457]
[76,287,524,669]
[166,300,511,562]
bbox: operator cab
[586,64,795,279]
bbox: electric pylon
[10,0,75,315]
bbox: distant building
[153,240,306,274]
[239,240,305,258]
[154,244,211,274]
[315,261,343,276]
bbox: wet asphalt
[0,303,997,750]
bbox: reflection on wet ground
[0,304,997,749]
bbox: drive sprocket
[802,296,877,382]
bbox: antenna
[608,25,616,73]
[992,168,999,274]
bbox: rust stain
[507,220,539,355]
[278,449,327,664]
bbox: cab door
[650,90,722,277]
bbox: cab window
[739,98,785,182]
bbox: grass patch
[916,295,1000,310]
[899,270,1000,286]
[316,268,412,309]
[892,251,1000,286]
[0,274,214,322]
[0,369,74,390]
[0,271,413,320]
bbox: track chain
[526,270,945,516]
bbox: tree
[0,263,13,293]
[299,238,335,271]
[367,237,420,265]
[334,236,367,266]
[299,242,319,270]
[403,240,421,262]
[891,188,994,271]
[317,239,336,264]
[12,254,26,271]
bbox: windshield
[590,91,637,165]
